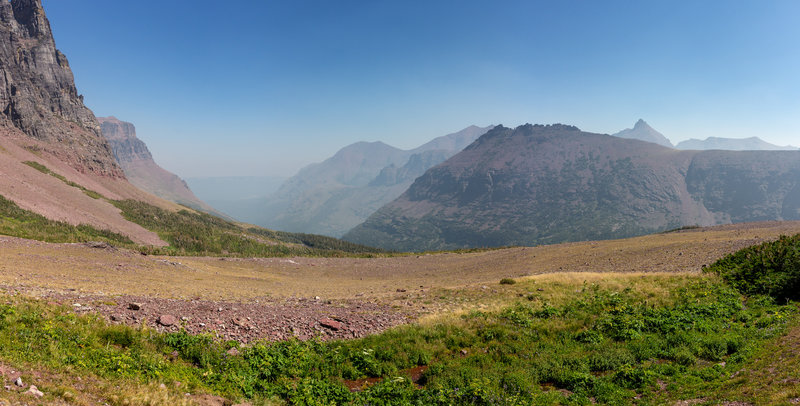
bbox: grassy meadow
[1,235,799,404]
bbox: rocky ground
[2,286,415,344]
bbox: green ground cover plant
[0,272,795,405]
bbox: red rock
[158,315,178,327]
[319,318,343,331]
[128,302,142,310]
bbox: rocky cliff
[0,0,121,177]
[344,124,800,251]
[98,116,218,214]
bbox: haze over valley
[0,1,799,404]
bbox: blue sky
[45,1,800,177]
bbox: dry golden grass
[1,220,798,305]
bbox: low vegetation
[1,268,797,404]
[706,233,800,301]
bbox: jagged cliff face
[0,0,122,177]
[344,124,800,251]
[99,117,153,163]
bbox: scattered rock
[14,377,23,387]
[158,315,178,327]
[226,347,240,356]
[460,349,468,356]
[25,385,43,398]
[110,314,121,321]
[319,318,343,331]
[396,289,406,293]
[84,241,113,250]
[128,302,142,310]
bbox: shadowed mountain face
[344,124,800,251]
[612,119,673,148]
[98,117,218,214]
[676,136,797,151]
[250,125,493,237]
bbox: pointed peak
[634,119,650,128]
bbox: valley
[0,0,799,404]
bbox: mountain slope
[344,124,800,251]
[612,119,673,148]
[676,136,797,151]
[98,116,219,214]
[0,0,122,177]
[252,125,493,237]
[0,0,188,245]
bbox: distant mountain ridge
[612,119,673,147]
[676,136,797,151]
[98,117,218,214]
[250,125,494,236]
[344,123,800,251]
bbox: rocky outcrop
[612,119,673,148]
[0,0,122,177]
[98,116,218,213]
[344,124,800,251]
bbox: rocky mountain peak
[10,0,50,38]
[0,0,122,177]
[612,119,673,148]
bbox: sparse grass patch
[23,160,105,199]
[0,194,133,245]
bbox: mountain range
[344,124,800,251]
[675,136,797,151]
[248,125,493,237]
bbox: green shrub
[706,234,800,301]
[499,278,516,285]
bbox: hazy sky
[45,1,800,177]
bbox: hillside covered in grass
[2,161,385,257]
